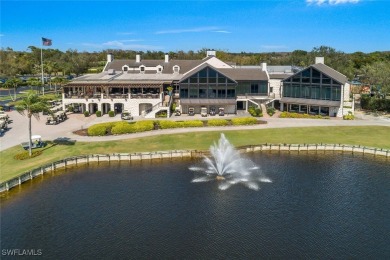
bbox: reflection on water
[1,153,389,259]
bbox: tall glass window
[251,83,258,93]
[311,86,320,99]
[332,86,341,101]
[180,88,188,98]
[227,89,235,98]
[189,87,198,98]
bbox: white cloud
[213,30,232,34]
[306,0,360,5]
[155,26,220,34]
[82,40,163,50]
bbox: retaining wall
[1,145,388,193]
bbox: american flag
[42,37,52,46]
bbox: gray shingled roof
[105,57,213,75]
[218,68,268,81]
[282,63,347,84]
[311,63,347,84]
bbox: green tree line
[1,46,389,95]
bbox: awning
[180,99,236,105]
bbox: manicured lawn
[1,126,389,182]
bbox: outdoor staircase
[144,94,172,118]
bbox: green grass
[1,126,389,182]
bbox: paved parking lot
[1,110,389,151]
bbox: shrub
[343,112,355,120]
[96,110,102,117]
[279,112,329,119]
[111,122,134,135]
[157,120,204,129]
[67,106,74,112]
[182,120,204,127]
[84,111,90,117]
[207,119,229,126]
[267,107,276,116]
[134,120,154,132]
[248,106,263,117]
[231,117,258,125]
[361,95,390,112]
[155,111,167,118]
[111,121,154,135]
[88,124,107,136]
[158,120,180,129]
[14,150,42,160]
[108,110,115,117]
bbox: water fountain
[189,133,272,190]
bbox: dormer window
[122,65,129,72]
[140,65,145,73]
[173,65,180,74]
[156,65,163,74]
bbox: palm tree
[27,77,40,91]
[15,91,50,156]
[4,77,22,101]
[51,77,69,97]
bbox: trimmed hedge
[108,111,115,117]
[231,117,258,125]
[111,121,154,135]
[88,124,107,136]
[158,120,203,129]
[96,111,102,117]
[207,119,229,126]
[279,112,329,119]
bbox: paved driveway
[1,110,389,151]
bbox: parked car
[201,107,208,117]
[121,110,133,120]
[21,135,45,150]
[188,107,195,116]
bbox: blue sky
[1,0,389,53]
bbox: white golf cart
[21,135,45,150]
[201,107,208,117]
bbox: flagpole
[41,39,45,95]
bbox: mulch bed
[73,129,88,136]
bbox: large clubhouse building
[62,52,351,118]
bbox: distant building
[280,57,351,117]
